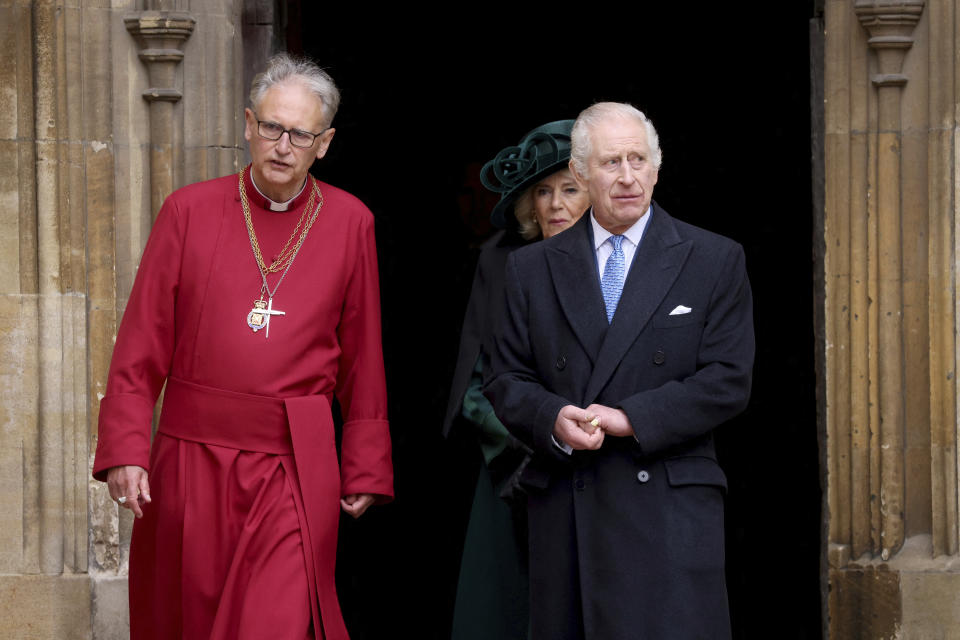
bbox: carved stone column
[854,0,923,562]
[827,0,922,572]
[0,1,97,636]
[826,0,925,579]
[124,11,195,219]
[926,0,959,560]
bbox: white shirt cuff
[552,435,573,455]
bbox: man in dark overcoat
[484,102,755,639]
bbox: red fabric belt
[158,376,347,640]
[158,377,310,453]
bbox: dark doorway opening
[292,7,822,638]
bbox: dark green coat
[445,230,530,640]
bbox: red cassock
[92,169,394,640]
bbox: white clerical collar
[591,205,652,250]
[251,174,307,212]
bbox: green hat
[480,119,575,229]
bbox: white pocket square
[669,305,692,316]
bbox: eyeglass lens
[258,121,315,148]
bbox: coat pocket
[663,456,728,493]
[663,456,728,572]
[652,310,704,328]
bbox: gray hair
[570,102,662,177]
[249,53,341,128]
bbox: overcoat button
[637,470,650,483]
[575,478,585,490]
[556,356,567,370]
[653,350,666,365]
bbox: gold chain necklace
[238,166,324,337]
[239,166,323,273]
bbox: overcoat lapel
[583,205,691,404]
[544,215,607,369]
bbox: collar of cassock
[241,166,311,212]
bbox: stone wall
[0,1,249,637]
[823,0,960,636]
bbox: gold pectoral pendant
[246,297,285,338]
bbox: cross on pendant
[246,297,286,338]
[260,297,285,338]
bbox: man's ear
[243,108,256,142]
[315,128,336,160]
[569,158,588,189]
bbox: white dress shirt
[591,205,652,283]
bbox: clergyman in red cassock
[92,53,393,640]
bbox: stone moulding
[123,12,196,39]
[870,73,908,87]
[142,88,182,103]
[855,1,923,87]
[124,13,195,105]
[124,10,196,219]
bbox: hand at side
[106,465,151,518]
[341,493,375,519]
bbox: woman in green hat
[443,120,590,639]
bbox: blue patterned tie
[601,235,625,322]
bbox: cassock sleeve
[92,196,184,481]
[334,211,394,500]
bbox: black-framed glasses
[254,112,328,148]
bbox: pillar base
[830,535,960,638]
[0,574,91,640]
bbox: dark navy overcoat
[485,203,755,640]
